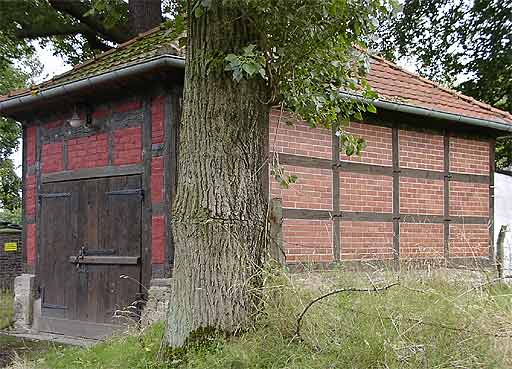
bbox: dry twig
[294,281,400,340]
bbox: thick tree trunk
[128,0,162,36]
[166,1,269,347]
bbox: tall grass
[24,268,512,369]
[0,289,14,330]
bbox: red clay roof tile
[1,26,510,126]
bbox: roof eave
[0,54,186,117]
[340,92,512,134]
[2,55,509,134]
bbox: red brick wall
[269,110,332,159]
[152,216,166,264]
[400,177,444,215]
[151,156,164,204]
[115,98,142,113]
[271,165,332,210]
[68,134,109,169]
[283,219,333,262]
[25,175,36,217]
[113,127,142,165]
[26,126,36,166]
[400,223,444,258]
[152,95,165,144]
[340,221,394,260]
[399,129,444,171]
[450,137,489,175]
[449,181,489,217]
[340,122,392,166]
[449,224,488,257]
[270,117,491,264]
[26,223,36,266]
[41,142,64,173]
[340,173,392,213]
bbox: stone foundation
[141,278,171,327]
[13,274,35,331]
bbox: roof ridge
[369,53,512,121]
[30,25,169,90]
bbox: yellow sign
[4,242,17,252]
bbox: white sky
[11,43,70,176]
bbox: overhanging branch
[16,22,94,39]
[48,0,131,44]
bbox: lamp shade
[68,111,83,128]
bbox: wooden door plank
[68,256,140,264]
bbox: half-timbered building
[1,26,511,338]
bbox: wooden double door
[38,175,143,338]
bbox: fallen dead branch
[294,281,400,340]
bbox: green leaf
[242,63,258,76]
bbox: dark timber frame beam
[332,126,341,262]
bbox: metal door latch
[75,246,87,270]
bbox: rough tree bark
[166,1,270,347]
[128,0,162,36]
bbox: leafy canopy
[375,0,512,168]
[180,0,395,159]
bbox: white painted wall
[494,173,512,275]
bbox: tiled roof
[366,55,512,125]
[0,25,182,101]
[1,25,511,126]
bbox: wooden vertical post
[392,125,400,262]
[496,225,508,279]
[141,97,153,289]
[443,131,451,261]
[269,198,284,265]
[332,126,341,262]
[489,138,496,262]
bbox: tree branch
[16,22,94,39]
[16,22,111,52]
[48,0,131,44]
[295,281,400,340]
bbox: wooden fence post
[496,225,508,279]
[269,198,284,265]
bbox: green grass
[0,290,14,330]
[21,269,512,369]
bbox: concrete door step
[0,330,99,347]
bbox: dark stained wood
[38,175,143,333]
[163,94,172,276]
[450,172,489,184]
[33,125,42,277]
[275,152,332,169]
[489,138,496,262]
[392,126,400,261]
[400,168,444,180]
[332,126,340,262]
[68,256,140,264]
[282,208,333,220]
[21,124,27,270]
[142,97,153,287]
[39,185,73,312]
[337,161,392,176]
[344,212,394,222]
[444,132,450,259]
[274,152,488,183]
[42,164,143,183]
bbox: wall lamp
[68,104,92,128]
